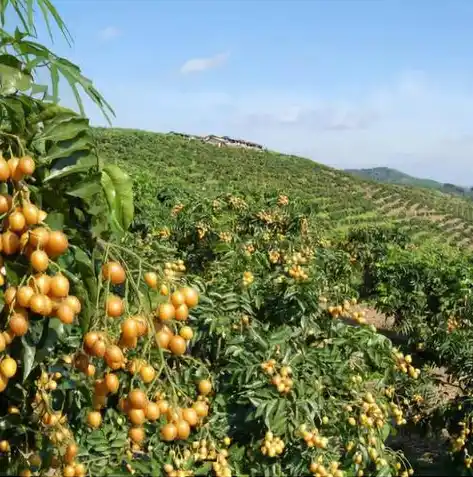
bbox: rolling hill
[93,127,473,249]
[346,166,472,198]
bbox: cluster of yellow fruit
[154,286,199,356]
[300,425,328,449]
[260,431,284,457]
[309,457,343,477]
[218,231,232,243]
[226,195,247,211]
[256,210,277,226]
[447,315,461,333]
[277,194,289,206]
[163,260,186,279]
[164,463,193,477]
[350,392,386,430]
[286,263,309,281]
[195,222,209,240]
[61,443,86,477]
[242,271,254,286]
[261,361,293,394]
[244,242,255,256]
[171,203,185,216]
[188,438,232,477]
[451,419,472,452]
[268,249,281,264]
[392,349,420,379]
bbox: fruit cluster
[242,271,254,286]
[393,349,420,379]
[260,431,284,457]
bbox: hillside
[94,127,473,249]
[346,166,472,198]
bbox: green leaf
[101,164,134,234]
[21,337,36,382]
[34,318,65,366]
[44,211,64,230]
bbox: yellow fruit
[0,357,17,378]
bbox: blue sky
[30,1,473,184]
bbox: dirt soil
[354,305,459,476]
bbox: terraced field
[95,127,473,248]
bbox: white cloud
[98,26,121,41]
[180,52,229,74]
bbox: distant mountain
[345,167,472,198]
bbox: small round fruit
[87,411,102,428]
[192,401,209,418]
[8,157,23,181]
[57,303,75,324]
[64,295,81,314]
[22,203,39,225]
[9,313,28,336]
[63,465,75,477]
[106,295,124,318]
[4,287,16,306]
[182,408,198,426]
[121,317,138,340]
[171,290,185,307]
[18,156,35,176]
[174,304,189,321]
[29,294,48,315]
[198,379,212,396]
[144,272,158,288]
[0,373,8,392]
[104,345,124,369]
[92,338,106,358]
[169,335,187,356]
[0,158,10,181]
[84,331,99,351]
[2,231,20,255]
[8,211,26,233]
[0,194,12,214]
[102,261,126,285]
[176,419,191,440]
[128,389,148,410]
[30,249,49,272]
[181,287,199,308]
[155,329,173,349]
[17,286,34,308]
[0,357,17,378]
[0,334,6,353]
[45,230,69,258]
[160,423,177,441]
[29,273,51,295]
[62,465,75,477]
[128,408,146,426]
[140,365,156,384]
[158,302,175,321]
[129,427,145,444]
[105,373,120,394]
[49,274,69,298]
[133,315,148,336]
[65,443,78,464]
[29,227,49,248]
[179,326,193,340]
[145,402,160,421]
[74,463,86,477]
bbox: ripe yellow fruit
[106,295,124,318]
[18,156,35,176]
[30,249,49,272]
[181,287,199,308]
[198,379,212,396]
[158,302,175,321]
[169,335,187,355]
[49,274,69,298]
[128,389,148,409]
[144,272,158,288]
[102,261,126,284]
[87,411,102,428]
[140,365,156,384]
[179,326,193,340]
[0,357,17,378]
[160,423,177,441]
[8,211,26,233]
